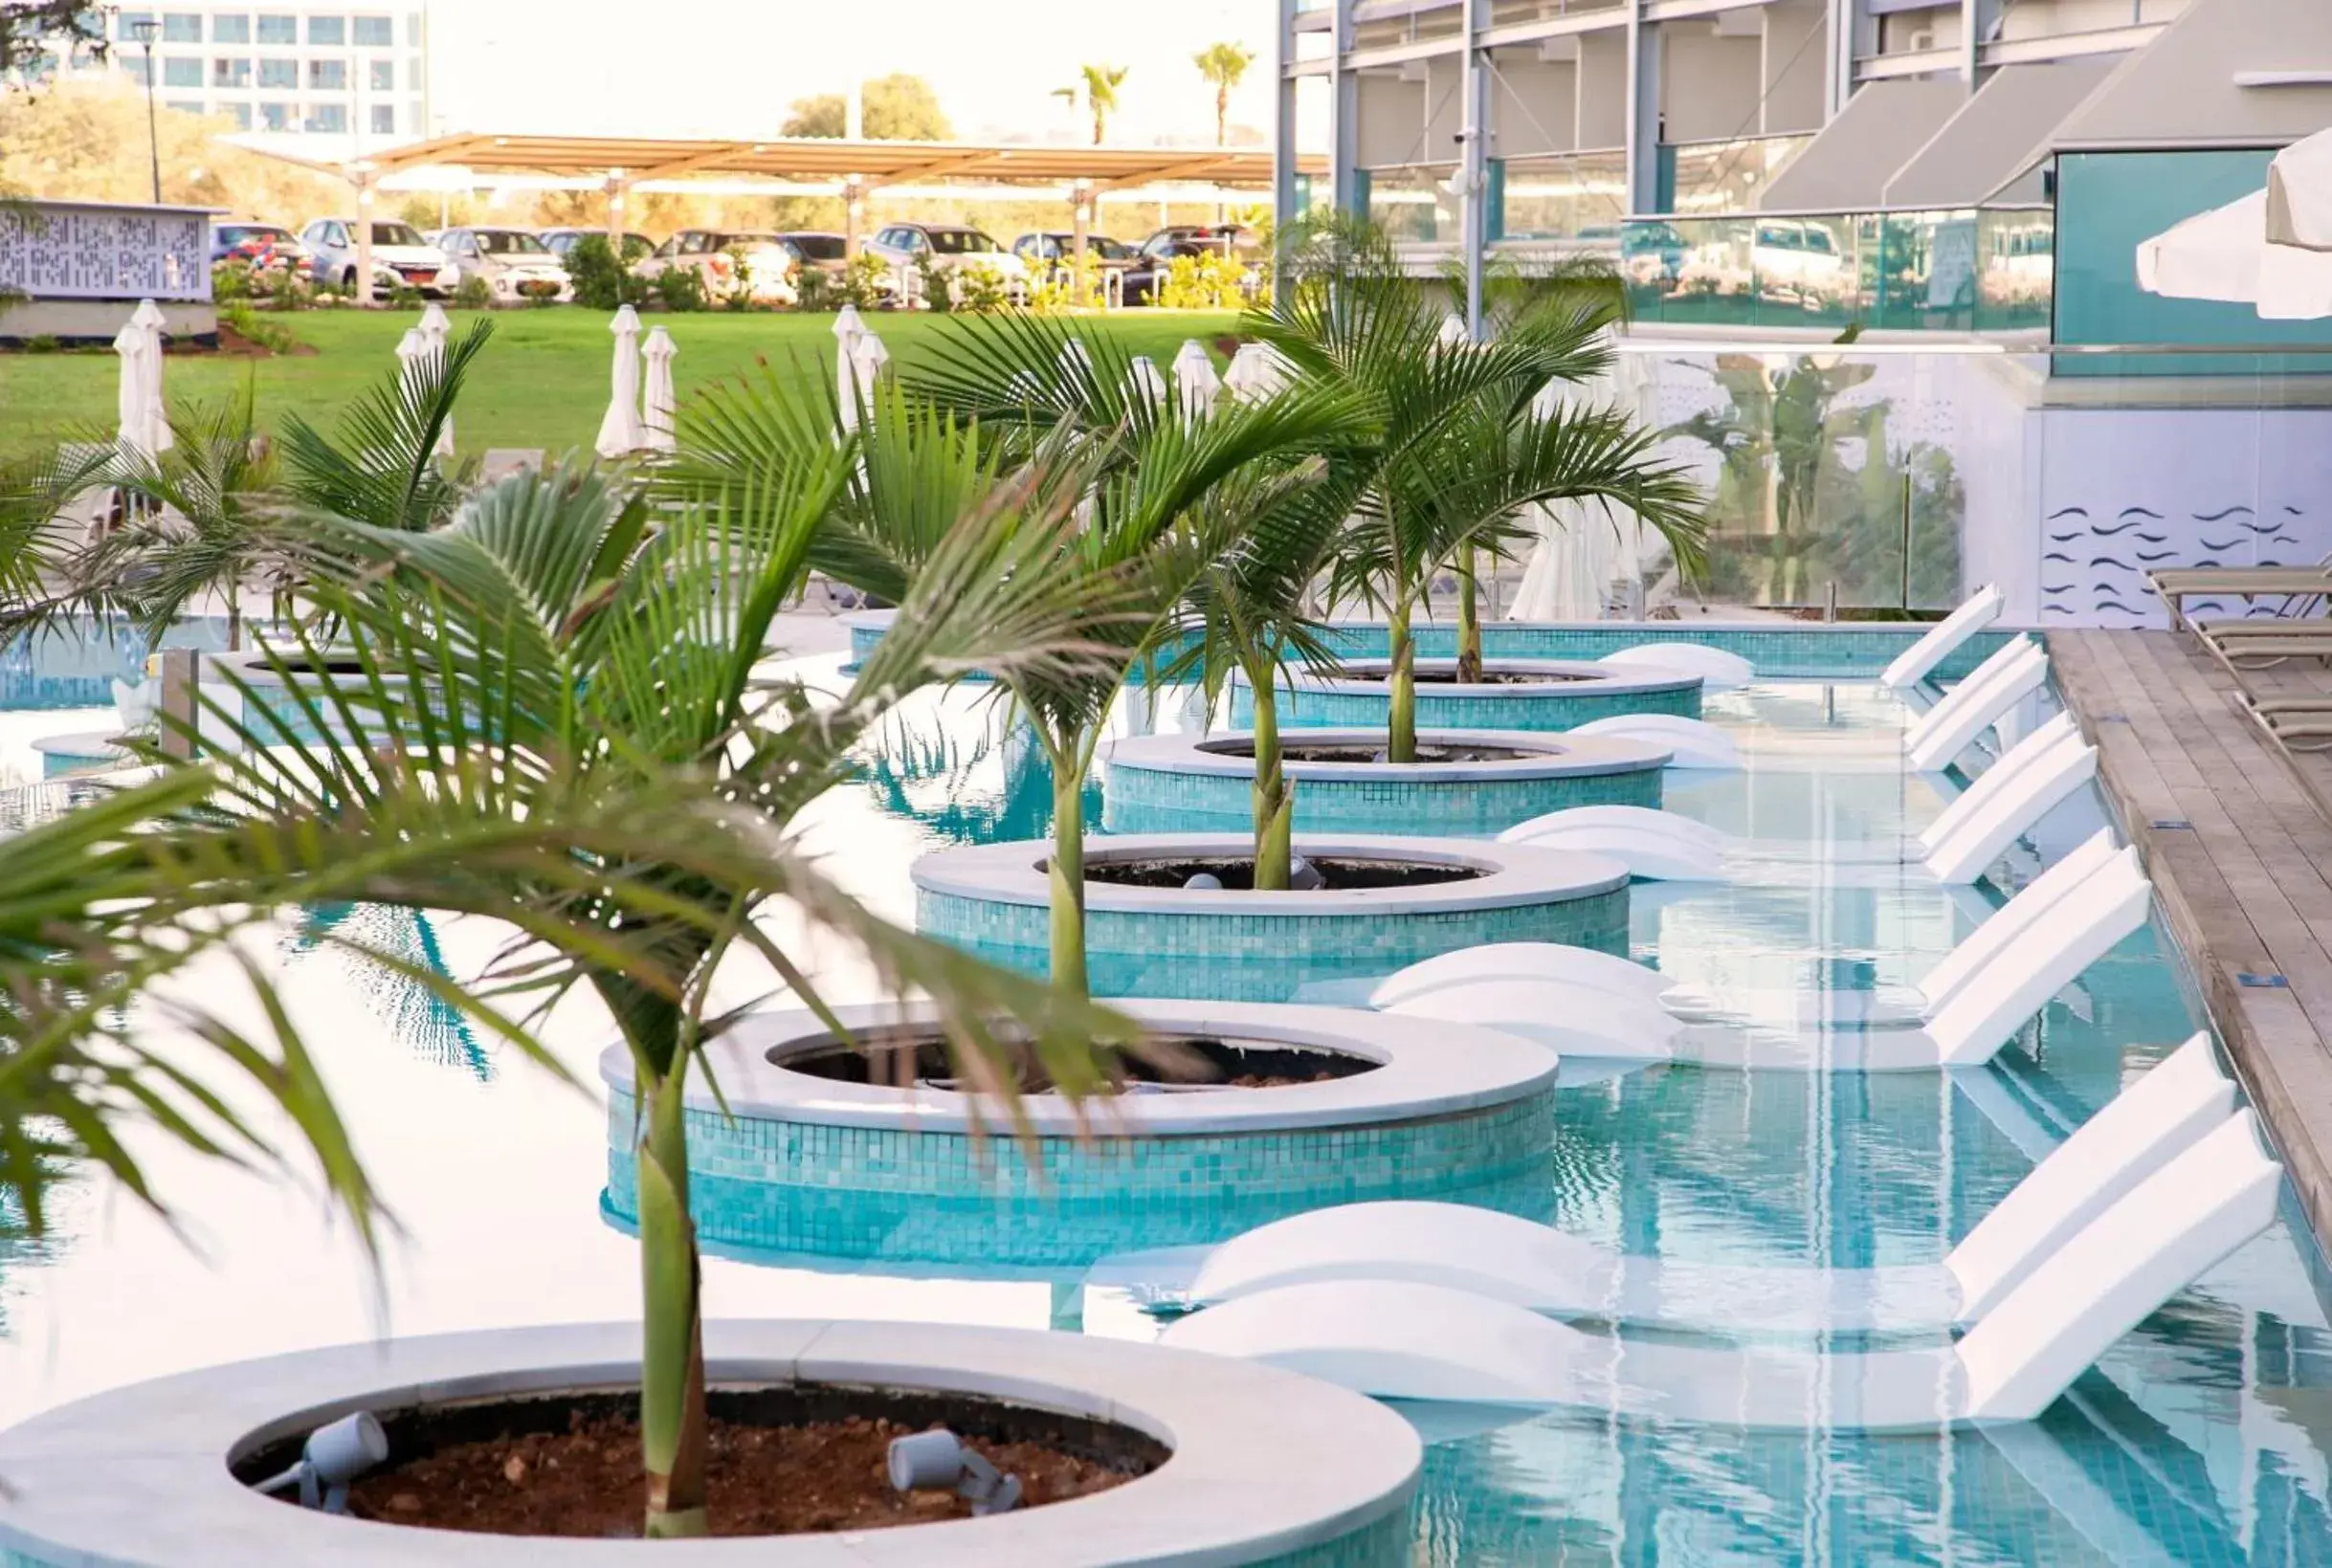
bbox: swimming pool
[0,634,2326,1564]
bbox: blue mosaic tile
[607,1089,1560,1270]
[1101,755,1662,835]
[915,884,1632,1002]
[1232,678,1702,733]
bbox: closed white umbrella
[1438,313,1470,346]
[833,304,869,427]
[2268,126,2332,252]
[1171,339,1221,421]
[405,303,456,458]
[1224,342,1289,404]
[848,329,889,423]
[641,325,678,453]
[111,298,172,462]
[2137,188,2332,320]
[417,301,452,351]
[594,304,645,458]
[1126,355,1168,406]
[1509,329,1631,622]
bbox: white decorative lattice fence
[0,200,210,302]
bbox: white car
[634,231,800,305]
[436,227,572,303]
[865,223,1027,304]
[299,217,455,297]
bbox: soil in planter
[1082,854,1485,892]
[1280,741,1539,763]
[262,1387,1162,1538]
[1333,667,1596,686]
[786,1030,1377,1093]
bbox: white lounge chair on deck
[1160,1108,2282,1428]
[1166,1034,2232,1334]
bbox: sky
[428,0,1283,147]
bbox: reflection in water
[852,700,1101,847]
[283,903,490,1080]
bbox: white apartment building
[98,3,431,159]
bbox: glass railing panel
[1661,134,1816,218]
[1498,150,1627,240]
[1364,165,1460,244]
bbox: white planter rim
[0,1320,1420,1567]
[1106,727,1672,783]
[911,832,1630,917]
[600,999,1561,1137]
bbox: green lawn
[0,308,1246,461]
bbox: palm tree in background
[1193,42,1255,146]
[1054,62,1129,145]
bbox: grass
[0,307,1248,461]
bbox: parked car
[540,229,655,264]
[435,226,572,302]
[864,224,1026,300]
[1134,223,1255,261]
[634,231,800,303]
[210,221,311,276]
[1751,219,1849,309]
[1120,237,1211,306]
[1011,232,1137,272]
[775,231,850,284]
[300,218,455,297]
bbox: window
[308,58,344,89]
[121,53,153,82]
[369,222,423,246]
[369,102,392,134]
[924,229,997,255]
[306,14,344,43]
[367,58,391,90]
[211,13,249,41]
[223,101,252,128]
[162,55,201,86]
[255,12,294,42]
[165,99,203,114]
[260,99,290,129]
[351,15,390,44]
[161,13,201,41]
[257,57,295,87]
[212,57,250,87]
[116,11,154,37]
[305,102,346,132]
[406,11,421,43]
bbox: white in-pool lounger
[1596,643,1756,690]
[1882,585,2006,691]
[1904,636,2048,772]
[1153,1034,2232,1335]
[1159,1108,2282,1429]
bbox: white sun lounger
[1160,1110,2282,1428]
[1597,643,1755,690]
[1882,585,2005,691]
[1163,1034,2232,1334]
[1906,637,2049,773]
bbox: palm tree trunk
[1386,599,1418,763]
[1048,742,1089,998]
[1249,663,1292,890]
[1455,542,1482,683]
[1215,88,1229,147]
[635,1063,708,1538]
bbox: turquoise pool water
[0,632,2327,1565]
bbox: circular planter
[601,999,1563,1270]
[0,1320,1419,1566]
[1101,727,1671,836]
[1232,658,1702,732]
[29,729,133,778]
[913,831,1630,1003]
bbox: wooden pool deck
[2052,629,2332,1250]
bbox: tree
[1,0,100,82]
[1260,215,1707,762]
[1192,42,1255,147]
[1054,62,1128,146]
[781,74,951,141]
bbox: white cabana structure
[594,305,645,458]
[111,299,172,462]
[1172,339,1221,421]
[641,325,678,454]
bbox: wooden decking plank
[2050,628,2332,1250]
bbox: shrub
[840,251,891,310]
[718,247,760,312]
[793,267,834,312]
[453,273,493,311]
[916,255,950,312]
[21,334,58,354]
[655,266,708,313]
[567,234,647,311]
[220,300,296,354]
[211,259,255,302]
[953,260,1012,314]
[384,280,424,312]
[1159,251,1248,311]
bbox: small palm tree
[1060,62,1128,146]
[1193,42,1255,146]
[1254,226,1707,761]
[10,392,1146,1536]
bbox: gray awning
[1881,61,2113,209]
[2051,0,2332,151]
[1758,78,1967,212]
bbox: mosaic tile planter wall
[913,834,1632,1002]
[600,1000,1564,1271]
[1102,728,1668,836]
[1233,660,1703,734]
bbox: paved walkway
[2052,629,2332,1250]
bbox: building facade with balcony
[94,4,430,161]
